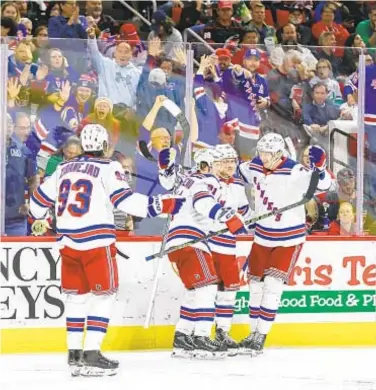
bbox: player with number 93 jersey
[29,124,185,377]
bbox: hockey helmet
[80,124,109,152]
[257,133,285,155]
[194,149,215,171]
[215,144,238,160]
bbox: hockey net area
[0,40,375,237]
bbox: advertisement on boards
[1,240,375,329]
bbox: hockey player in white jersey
[238,133,331,355]
[158,148,247,359]
[29,124,185,376]
[209,144,251,355]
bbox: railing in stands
[183,27,214,67]
[118,0,152,26]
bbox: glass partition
[191,41,366,236]
[0,36,371,238]
[2,37,191,237]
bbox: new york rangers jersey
[239,157,331,247]
[208,176,250,255]
[165,172,223,254]
[30,156,158,250]
[223,69,269,140]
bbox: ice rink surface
[1,348,376,390]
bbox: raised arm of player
[158,147,177,191]
[107,161,185,218]
[293,145,332,193]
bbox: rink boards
[1,236,375,353]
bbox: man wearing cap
[98,23,147,68]
[147,10,183,59]
[203,1,243,44]
[288,7,313,46]
[87,25,141,109]
[231,28,272,75]
[215,48,233,75]
[223,47,269,157]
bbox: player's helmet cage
[256,133,285,155]
[80,124,109,152]
[194,149,215,171]
[215,144,238,160]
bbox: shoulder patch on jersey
[190,173,206,179]
[247,157,264,173]
[251,156,263,166]
[280,158,297,169]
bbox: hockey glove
[216,207,248,235]
[158,148,176,171]
[148,195,185,217]
[309,145,326,179]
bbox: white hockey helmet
[210,148,223,162]
[215,144,238,160]
[194,149,215,170]
[257,133,285,154]
[80,124,109,152]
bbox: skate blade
[193,350,227,360]
[80,366,118,377]
[227,348,239,357]
[250,350,264,357]
[171,348,194,359]
[238,347,253,356]
[69,365,82,377]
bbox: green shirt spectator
[355,6,376,47]
[44,136,82,178]
[45,154,64,177]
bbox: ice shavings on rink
[1,348,376,390]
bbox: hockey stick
[143,100,191,329]
[116,248,130,260]
[145,171,320,261]
[138,141,191,170]
[138,140,157,162]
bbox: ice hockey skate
[238,331,267,356]
[68,349,83,377]
[171,331,195,359]
[193,335,227,359]
[238,332,256,355]
[249,332,267,356]
[80,350,119,377]
[215,327,239,356]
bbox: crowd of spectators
[2,0,376,237]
